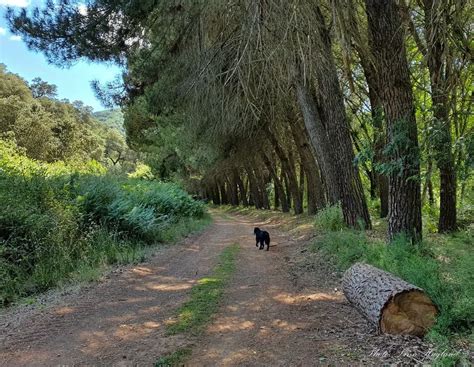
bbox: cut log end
[380,290,438,336]
[342,263,438,337]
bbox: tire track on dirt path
[1,211,433,366]
[0,214,249,367]
[188,214,424,366]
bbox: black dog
[254,227,270,251]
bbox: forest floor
[0,210,437,366]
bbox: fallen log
[342,263,437,336]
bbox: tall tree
[422,0,457,232]
[365,0,423,241]
[29,77,58,98]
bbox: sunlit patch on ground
[208,316,255,333]
[148,282,195,291]
[270,318,306,331]
[55,306,76,316]
[131,266,153,276]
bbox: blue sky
[0,0,122,111]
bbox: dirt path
[0,212,431,366]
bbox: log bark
[342,263,437,336]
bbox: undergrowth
[167,243,240,335]
[0,141,208,306]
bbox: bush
[0,141,207,305]
[314,204,346,232]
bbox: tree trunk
[233,168,248,206]
[294,76,338,205]
[267,130,303,214]
[366,0,422,242]
[274,180,280,209]
[293,30,371,226]
[283,173,292,210]
[226,172,239,206]
[245,166,262,209]
[288,149,304,214]
[299,162,305,205]
[252,162,270,210]
[342,263,437,336]
[289,117,327,213]
[301,6,371,229]
[211,180,221,205]
[260,151,289,212]
[423,0,457,232]
[358,45,389,218]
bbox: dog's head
[253,227,260,234]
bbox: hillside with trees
[93,109,125,134]
[1,1,472,365]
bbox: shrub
[314,204,346,232]
[0,141,207,305]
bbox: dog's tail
[265,237,270,245]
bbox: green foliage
[128,163,154,180]
[167,244,239,335]
[314,204,346,232]
[378,118,420,178]
[155,348,192,367]
[93,109,125,134]
[0,141,207,306]
[311,227,473,341]
[0,65,139,174]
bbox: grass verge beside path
[155,348,192,367]
[156,243,240,366]
[3,215,212,308]
[167,243,240,335]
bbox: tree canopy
[7,0,473,240]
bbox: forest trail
[0,211,427,366]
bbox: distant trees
[0,65,135,169]
[29,77,57,98]
[7,0,472,240]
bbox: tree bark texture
[358,45,389,218]
[267,130,303,214]
[261,151,290,212]
[366,0,422,242]
[289,117,327,213]
[294,7,371,228]
[423,0,457,232]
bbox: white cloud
[0,0,30,7]
[0,27,6,36]
[9,35,21,41]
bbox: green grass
[167,243,240,335]
[155,348,192,367]
[1,216,211,307]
